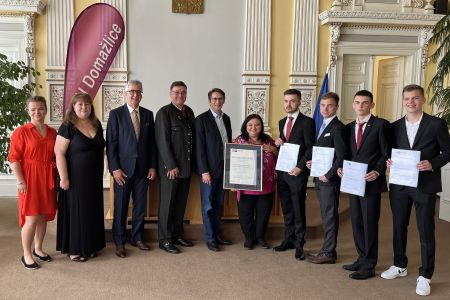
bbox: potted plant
[428,12,450,127]
[0,53,40,173]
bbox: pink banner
[63,3,125,113]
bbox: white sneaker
[380,265,408,279]
[416,276,431,296]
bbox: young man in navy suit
[305,92,348,264]
[338,90,390,280]
[106,80,157,258]
[195,88,233,251]
[274,89,315,261]
[381,84,450,296]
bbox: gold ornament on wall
[172,0,204,14]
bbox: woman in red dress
[9,96,57,270]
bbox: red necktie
[356,122,365,150]
[285,116,294,141]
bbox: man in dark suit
[274,88,315,260]
[195,88,233,252]
[106,80,157,258]
[305,92,348,264]
[155,81,195,254]
[380,84,450,296]
[337,90,390,280]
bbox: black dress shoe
[342,261,362,271]
[206,241,219,252]
[257,239,269,249]
[215,236,232,245]
[349,270,375,280]
[159,242,181,254]
[273,243,295,252]
[32,249,52,262]
[295,248,305,260]
[115,245,127,258]
[173,237,194,247]
[244,239,254,250]
[21,256,39,270]
[131,240,150,251]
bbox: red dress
[8,123,57,227]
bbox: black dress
[56,122,106,257]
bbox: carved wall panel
[102,85,125,122]
[50,84,64,122]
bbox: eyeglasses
[127,90,143,95]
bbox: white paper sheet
[340,160,368,197]
[275,143,300,172]
[310,146,335,177]
[389,148,421,188]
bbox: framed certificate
[223,143,263,191]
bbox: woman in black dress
[54,93,105,261]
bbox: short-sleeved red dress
[8,123,57,227]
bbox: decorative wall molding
[0,0,45,14]
[329,23,342,68]
[243,0,271,130]
[419,27,432,69]
[49,84,64,122]
[102,85,125,122]
[289,0,319,117]
[319,10,443,25]
[298,88,313,117]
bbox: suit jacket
[195,110,232,179]
[279,113,315,173]
[106,104,157,178]
[305,116,348,185]
[346,115,390,195]
[390,112,450,193]
[155,103,196,178]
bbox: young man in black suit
[305,92,348,264]
[195,88,232,251]
[274,89,315,260]
[107,80,158,258]
[337,90,390,280]
[381,84,450,296]
[155,81,196,254]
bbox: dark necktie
[356,122,365,150]
[285,116,294,141]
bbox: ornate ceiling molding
[319,10,443,26]
[0,0,45,14]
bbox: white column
[46,0,74,124]
[290,0,319,117]
[242,0,271,131]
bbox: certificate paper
[340,160,368,197]
[229,148,257,185]
[223,143,263,191]
[275,143,300,172]
[310,146,335,177]
[389,148,421,188]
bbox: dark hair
[170,81,187,90]
[63,93,99,129]
[321,92,339,105]
[402,84,424,96]
[240,114,269,142]
[208,88,225,101]
[283,88,301,99]
[354,90,373,102]
[27,95,47,111]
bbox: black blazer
[390,112,450,193]
[195,110,232,179]
[106,104,157,178]
[346,115,390,195]
[155,103,196,178]
[305,117,348,185]
[279,113,315,173]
